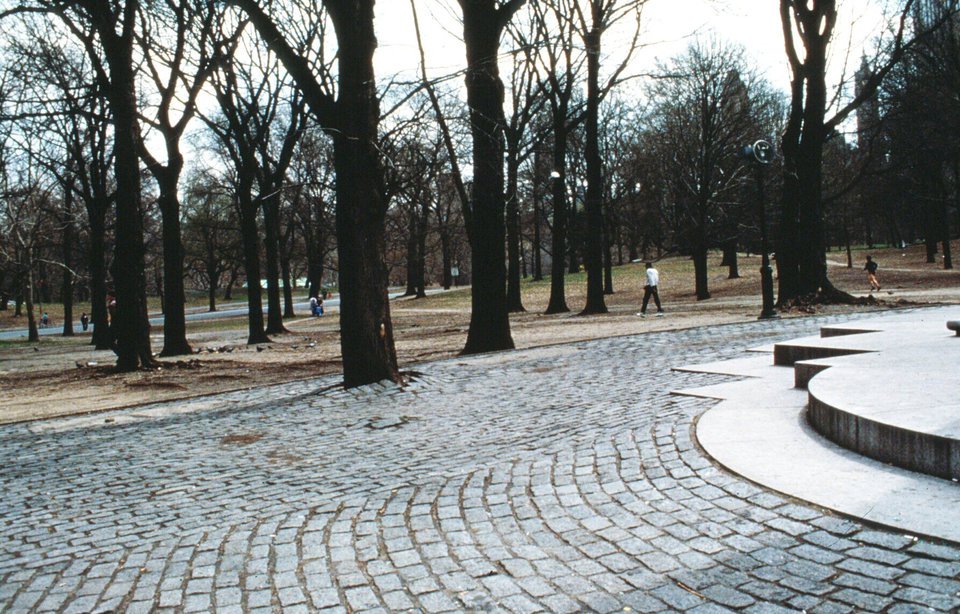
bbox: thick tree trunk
[460,2,515,354]
[581,27,606,315]
[157,169,192,357]
[107,45,155,370]
[238,186,270,345]
[331,2,401,386]
[261,192,287,335]
[232,0,399,386]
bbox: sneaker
[637,312,646,318]
[656,311,665,317]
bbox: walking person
[864,255,881,292]
[309,295,319,316]
[637,262,664,317]
[80,312,89,331]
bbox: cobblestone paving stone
[2,311,959,613]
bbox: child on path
[864,255,881,292]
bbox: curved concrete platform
[675,306,960,544]
[808,360,960,480]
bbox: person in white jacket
[638,262,664,317]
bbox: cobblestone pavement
[2,312,958,613]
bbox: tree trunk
[417,205,428,298]
[404,208,418,296]
[238,185,270,345]
[106,39,155,370]
[25,261,39,343]
[232,0,400,385]
[941,197,953,269]
[505,140,524,312]
[724,237,740,279]
[156,169,192,356]
[532,188,543,281]
[440,228,453,290]
[546,118,570,314]
[206,237,218,312]
[693,243,710,300]
[61,188,75,337]
[581,26,607,315]
[460,1,516,354]
[603,215,613,295]
[87,206,111,349]
[330,2,401,386]
[261,192,287,335]
[844,219,853,268]
[281,252,295,317]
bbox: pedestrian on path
[864,255,881,292]
[638,262,664,317]
[80,312,89,331]
[309,295,319,316]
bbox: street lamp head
[550,170,561,179]
[741,140,775,165]
[753,140,774,165]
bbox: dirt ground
[2,245,958,425]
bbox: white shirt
[645,267,659,287]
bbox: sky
[372,0,890,98]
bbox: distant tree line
[0,0,956,386]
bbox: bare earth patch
[2,245,958,424]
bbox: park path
[1,311,958,613]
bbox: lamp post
[742,139,778,319]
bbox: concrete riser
[807,396,960,481]
[773,343,866,366]
[794,362,829,389]
[819,327,879,338]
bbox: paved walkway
[1,311,958,613]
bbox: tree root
[778,284,879,311]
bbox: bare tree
[182,169,239,313]
[227,0,401,386]
[135,1,235,356]
[570,0,648,314]
[776,0,957,303]
[449,0,526,354]
[527,0,585,314]
[649,38,777,300]
[2,0,156,369]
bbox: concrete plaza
[1,310,958,613]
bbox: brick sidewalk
[1,312,957,613]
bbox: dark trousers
[641,285,662,313]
